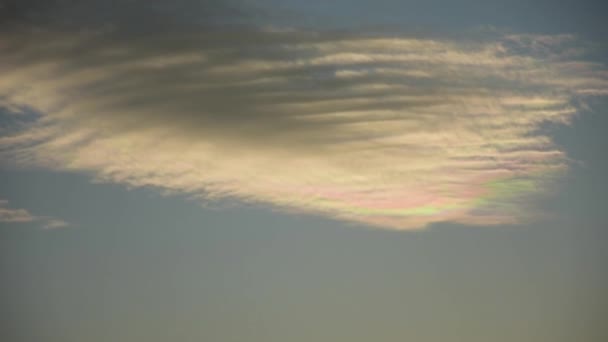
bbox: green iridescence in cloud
[0,29,606,229]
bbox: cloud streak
[0,199,69,229]
[0,28,606,229]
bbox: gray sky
[1,1,607,341]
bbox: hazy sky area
[1,1,607,341]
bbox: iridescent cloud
[0,29,606,229]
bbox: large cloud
[0,28,606,229]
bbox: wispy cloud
[41,218,70,230]
[0,199,36,223]
[0,199,69,229]
[0,28,606,229]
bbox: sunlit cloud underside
[1,29,606,229]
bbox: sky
[1,1,607,341]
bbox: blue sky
[1,1,607,341]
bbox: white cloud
[0,29,606,229]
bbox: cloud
[0,28,606,229]
[41,218,70,230]
[0,199,69,229]
[0,199,36,223]
[0,0,256,30]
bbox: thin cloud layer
[0,29,606,229]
